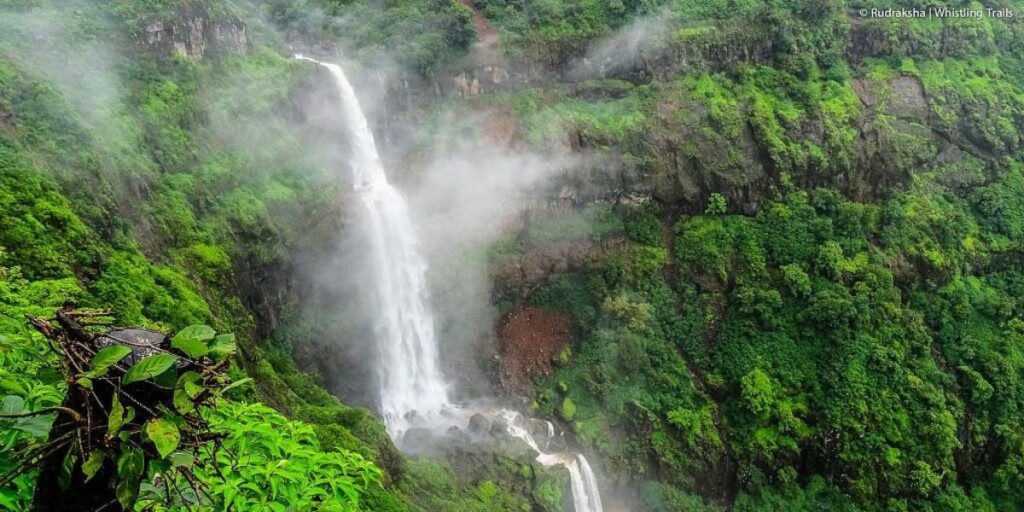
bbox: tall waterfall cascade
[296,55,603,512]
[296,55,451,436]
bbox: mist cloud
[572,9,676,80]
[0,1,125,136]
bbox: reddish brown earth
[459,0,499,45]
[499,305,572,389]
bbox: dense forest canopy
[0,0,1023,511]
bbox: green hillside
[1,0,1023,510]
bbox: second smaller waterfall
[498,410,604,512]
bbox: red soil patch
[459,0,499,45]
[499,305,572,389]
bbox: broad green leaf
[145,418,180,458]
[122,354,176,384]
[173,372,201,414]
[58,443,76,490]
[171,325,216,359]
[153,365,178,389]
[107,393,124,439]
[169,451,194,467]
[117,447,144,481]
[138,481,162,502]
[0,395,24,415]
[171,335,209,359]
[82,451,104,482]
[13,414,54,437]
[84,345,133,378]
[184,379,203,398]
[115,477,139,509]
[208,333,236,359]
[175,325,216,342]
[220,377,253,394]
[147,458,170,480]
[156,409,186,431]
[108,395,136,442]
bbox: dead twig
[0,406,84,423]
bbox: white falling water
[498,410,604,512]
[568,455,604,512]
[297,55,603,512]
[296,55,451,436]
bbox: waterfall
[296,55,602,512]
[498,410,604,512]
[296,55,451,436]
[568,455,604,512]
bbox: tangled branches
[0,308,241,512]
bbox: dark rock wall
[137,2,247,60]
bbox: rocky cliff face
[137,2,247,59]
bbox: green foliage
[108,0,212,27]
[516,85,650,148]
[90,252,213,330]
[0,146,99,280]
[971,166,1024,248]
[141,402,383,511]
[0,264,70,509]
[42,322,260,510]
[170,324,216,358]
[528,172,1024,508]
[122,353,177,384]
[560,397,577,421]
[640,481,721,512]
[144,418,180,458]
[477,0,663,65]
[526,203,624,242]
[83,345,133,379]
[259,0,476,76]
[4,0,1024,510]
[398,459,531,512]
[918,57,1024,157]
[705,193,727,215]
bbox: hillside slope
[0,0,1023,511]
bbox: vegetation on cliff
[1,0,1023,511]
[473,1,1024,510]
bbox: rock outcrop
[138,2,247,59]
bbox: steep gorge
[1,0,1024,511]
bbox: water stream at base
[296,55,603,512]
[499,410,605,512]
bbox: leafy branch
[1,308,242,511]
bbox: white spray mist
[296,55,603,512]
[295,55,451,436]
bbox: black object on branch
[7,309,230,512]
